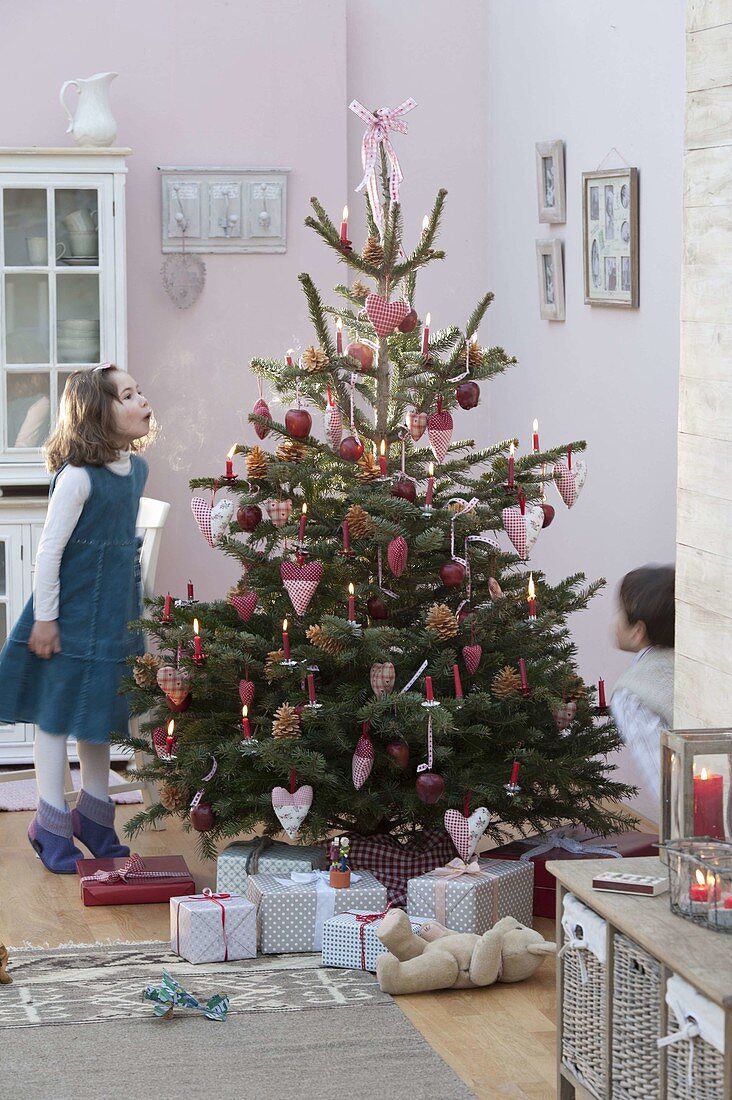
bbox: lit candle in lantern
[225,445,236,479]
[689,868,716,906]
[532,419,540,452]
[340,205,349,244]
[307,673,317,704]
[193,618,203,662]
[336,317,343,355]
[241,705,252,739]
[187,579,194,600]
[163,593,172,623]
[282,619,290,660]
[421,312,431,355]
[421,214,429,239]
[453,663,463,699]
[342,519,351,553]
[518,658,529,695]
[507,443,515,488]
[425,675,434,702]
[527,573,537,620]
[694,767,725,839]
[425,462,435,507]
[298,502,308,542]
[347,582,356,622]
[598,678,607,709]
[379,439,388,477]
[165,719,175,755]
[285,349,294,368]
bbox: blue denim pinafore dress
[0,456,148,743]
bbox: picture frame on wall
[582,167,639,308]
[536,239,565,321]
[535,140,566,223]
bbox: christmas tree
[122,100,633,860]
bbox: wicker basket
[611,934,662,1099]
[665,1014,725,1099]
[561,922,608,1097]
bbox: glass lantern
[661,729,732,848]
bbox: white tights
[34,729,110,811]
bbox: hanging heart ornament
[444,806,491,862]
[156,666,191,706]
[352,726,375,790]
[251,397,272,440]
[160,253,206,309]
[324,402,343,450]
[554,458,587,508]
[271,784,314,839]
[264,499,293,528]
[239,679,256,708]
[501,503,544,560]
[554,701,577,730]
[191,496,234,547]
[370,661,396,697]
[365,293,409,337]
[406,409,428,442]
[281,559,323,616]
[462,644,482,675]
[229,590,258,622]
[428,403,454,464]
[387,536,408,578]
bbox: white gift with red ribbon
[170,887,257,965]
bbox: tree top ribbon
[349,98,417,234]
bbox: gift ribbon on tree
[349,98,417,236]
[417,712,434,774]
[346,903,393,970]
[174,888,233,962]
[190,756,218,813]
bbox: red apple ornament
[391,477,417,504]
[398,309,419,334]
[367,595,389,620]
[237,504,263,531]
[339,436,364,462]
[190,801,217,832]
[541,503,555,528]
[415,772,445,804]
[345,342,374,371]
[285,408,312,439]
[456,380,480,410]
[440,560,466,588]
[385,740,410,769]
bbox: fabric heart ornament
[191,496,214,547]
[229,590,258,622]
[370,661,396,697]
[387,536,408,578]
[210,499,234,543]
[252,396,272,440]
[238,680,255,709]
[323,402,343,451]
[271,784,314,840]
[406,409,428,442]
[554,458,587,509]
[156,666,192,706]
[554,701,577,731]
[428,404,454,464]
[365,293,409,338]
[501,503,544,560]
[264,499,293,528]
[281,559,324,616]
[444,806,491,862]
[462,644,482,676]
[352,727,375,790]
[152,725,178,761]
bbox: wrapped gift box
[77,855,195,907]
[171,892,257,964]
[321,911,432,973]
[247,869,387,954]
[406,858,533,934]
[216,838,325,893]
[488,828,659,918]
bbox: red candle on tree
[165,719,175,755]
[453,664,464,699]
[342,520,351,553]
[507,443,515,488]
[347,583,356,622]
[298,502,308,542]
[187,579,194,600]
[421,312,431,355]
[193,618,203,661]
[225,445,235,479]
[241,705,252,739]
[340,205,348,244]
[336,318,343,355]
[282,618,290,660]
[567,444,572,471]
[163,593,172,622]
[509,760,521,787]
[425,675,434,702]
[518,658,529,694]
[379,439,388,477]
[532,419,540,452]
[307,673,317,704]
[598,678,607,709]
[694,768,725,839]
[425,462,435,507]
[285,349,294,368]
[527,573,537,619]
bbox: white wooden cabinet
[0,148,131,762]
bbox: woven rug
[0,942,474,1099]
[0,768,143,811]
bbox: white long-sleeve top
[33,451,132,622]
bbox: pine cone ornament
[492,666,523,699]
[133,652,164,689]
[362,236,384,266]
[351,280,370,301]
[276,440,307,463]
[426,603,459,640]
[345,504,373,540]
[302,346,329,373]
[306,624,347,655]
[159,781,189,813]
[357,452,381,482]
[246,446,268,480]
[458,342,484,369]
[272,703,301,740]
[561,673,586,702]
[264,649,285,681]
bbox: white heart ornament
[210,499,234,543]
[271,784,314,839]
[444,806,491,862]
[501,503,543,560]
[554,459,587,509]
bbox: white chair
[0,496,170,825]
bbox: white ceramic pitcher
[60,72,118,147]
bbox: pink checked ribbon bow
[347,903,393,970]
[79,852,187,885]
[430,857,483,881]
[349,98,417,233]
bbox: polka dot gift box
[321,911,433,973]
[406,858,533,935]
[247,869,387,954]
[216,839,326,894]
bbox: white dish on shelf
[59,256,99,266]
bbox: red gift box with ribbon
[77,853,195,906]
[488,828,658,918]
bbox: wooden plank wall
[677,1,732,727]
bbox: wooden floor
[1,800,559,1099]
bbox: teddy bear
[375,909,555,995]
[0,944,12,985]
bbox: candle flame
[707,872,716,889]
[422,214,429,232]
[509,442,515,457]
[193,618,199,636]
[527,573,536,600]
[336,317,342,332]
[227,444,236,460]
[348,582,355,596]
[425,312,431,327]
[242,705,248,718]
[301,502,307,515]
[532,418,539,432]
[696,868,706,886]
[701,767,709,781]
[282,618,288,632]
[167,719,175,736]
[342,205,348,221]
[429,462,434,477]
[286,348,294,359]
[380,439,386,456]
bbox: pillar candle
[307,673,317,704]
[425,675,434,702]
[347,583,356,622]
[342,520,351,553]
[241,706,252,739]
[340,205,348,243]
[453,664,463,699]
[187,579,194,600]
[298,503,308,542]
[336,318,343,355]
[421,312,431,355]
[507,443,515,488]
[163,593,172,622]
[694,769,725,839]
[282,619,290,660]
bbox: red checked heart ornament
[252,397,272,439]
[239,680,256,709]
[406,409,428,442]
[370,661,396,697]
[271,784,313,839]
[365,293,410,337]
[387,536,408,578]
[501,502,544,560]
[229,590,258,622]
[323,402,343,451]
[554,458,587,508]
[352,726,375,790]
[462,644,482,675]
[264,499,293,528]
[156,666,192,706]
[428,400,454,464]
[281,559,323,616]
[444,806,491,862]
